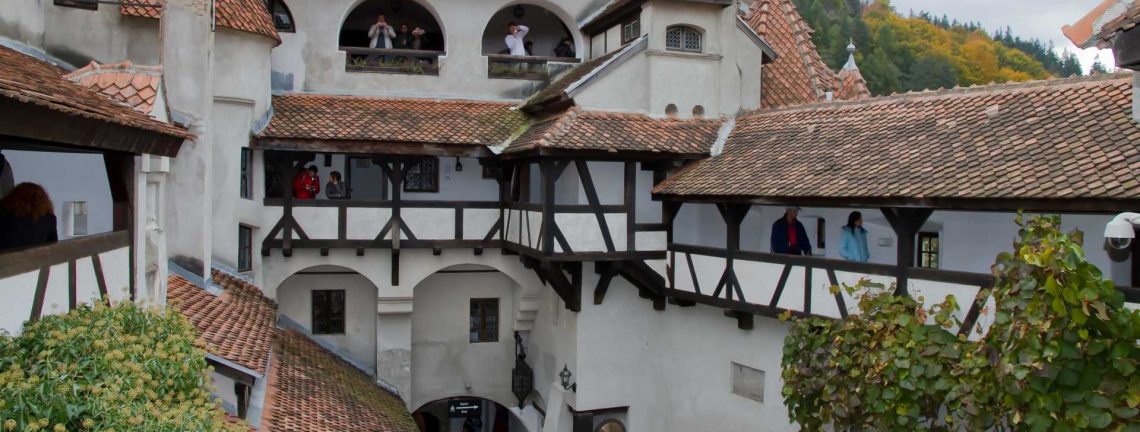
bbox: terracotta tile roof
[66,61,164,117]
[655,75,1140,205]
[263,329,416,432]
[506,107,722,155]
[835,66,871,102]
[167,271,277,375]
[0,45,190,140]
[121,0,280,44]
[1095,0,1140,44]
[746,0,840,108]
[261,94,528,146]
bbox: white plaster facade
[2,1,1139,431]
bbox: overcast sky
[888,0,1114,73]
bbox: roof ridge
[741,72,1131,117]
[276,92,517,105]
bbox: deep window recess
[265,0,295,32]
[312,290,346,334]
[240,148,253,199]
[404,157,440,192]
[469,298,499,343]
[66,201,88,237]
[816,218,826,249]
[621,18,640,44]
[918,232,939,269]
[54,0,96,10]
[238,225,253,272]
[665,26,702,52]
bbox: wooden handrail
[0,231,130,279]
[486,54,581,64]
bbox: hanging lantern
[511,332,533,408]
[512,4,526,19]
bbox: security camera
[1104,213,1140,250]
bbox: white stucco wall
[410,270,521,410]
[277,266,380,368]
[575,270,793,432]
[0,247,131,335]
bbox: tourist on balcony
[771,206,812,256]
[554,37,575,58]
[292,166,320,200]
[0,183,58,250]
[839,211,870,263]
[326,171,347,199]
[368,14,397,63]
[505,22,529,56]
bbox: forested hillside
[792,0,1090,96]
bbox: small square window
[312,290,346,334]
[621,18,640,44]
[918,232,939,269]
[666,26,702,53]
[67,201,88,237]
[404,157,440,193]
[238,225,253,272]
[470,298,499,343]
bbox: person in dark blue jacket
[771,206,812,255]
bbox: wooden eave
[651,192,1140,213]
[581,2,644,36]
[497,147,708,162]
[0,98,186,157]
[1113,25,1140,69]
[252,137,495,158]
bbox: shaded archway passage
[414,397,527,432]
[340,0,445,51]
[481,4,575,58]
[275,265,380,372]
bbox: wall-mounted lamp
[559,364,576,392]
[455,157,463,172]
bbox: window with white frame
[621,18,640,44]
[666,26,702,53]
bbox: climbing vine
[781,215,1140,431]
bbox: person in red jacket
[292,166,320,199]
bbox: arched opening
[266,0,295,32]
[411,264,535,422]
[339,0,445,74]
[666,25,703,53]
[481,3,579,80]
[413,397,527,432]
[276,265,379,370]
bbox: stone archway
[480,2,580,58]
[276,265,380,371]
[409,264,531,416]
[413,397,530,432]
[339,0,446,51]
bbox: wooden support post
[540,160,557,256]
[625,161,636,252]
[881,208,934,296]
[664,201,682,290]
[593,262,617,305]
[717,203,751,302]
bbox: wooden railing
[341,47,444,75]
[486,54,580,80]
[669,242,1140,331]
[0,231,131,329]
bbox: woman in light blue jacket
[840,211,870,262]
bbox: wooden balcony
[342,47,444,75]
[486,54,580,80]
[0,231,132,334]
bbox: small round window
[595,419,626,432]
[692,105,705,118]
[665,103,678,117]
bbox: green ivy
[0,301,245,432]
[781,215,1140,431]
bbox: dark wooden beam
[0,231,130,279]
[541,160,557,256]
[594,261,618,305]
[0,102,186,157]
[881,207,934,296]
[253,138,493,158]
[575,160,615,252]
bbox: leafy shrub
[781,215,1140,431]
[0,301,245,431]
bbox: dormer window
[666,26,702,53]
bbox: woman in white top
[368,14,397,49]
[505,22,529,56]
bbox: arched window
[265,0,295,32]
[666,26,702,53]
[339,0,445,74]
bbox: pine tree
[1090,55,1110,75]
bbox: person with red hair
[0,182,58,250]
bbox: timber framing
[0,231,126,322]
[0,102,186,157]
[652,194,1140,214]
